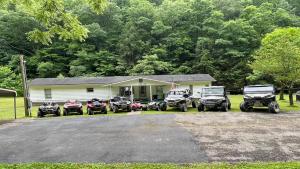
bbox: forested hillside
[1,0,300,90]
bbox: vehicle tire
[56,108,61,116]
[228,103,231,110]
[160,103,167,111]
[180,103,188,112]
[127,106,132,112]
[240,102,251,112]
[268,102,280,114]
[142,106,148,111]
[113,106,118,113]
[87,108,92,115]
[38,111,43,118]
[63,109,68,116]
[221,102,228,112]
[102,108,108,114]
[192,101,196,108]
[198,104,204,112]
[79,109,84,115]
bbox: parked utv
[131,99,148,111]
[147,99,165,111]
[240,85,280,113]
[162,89,192,112]
[63,100,83,116]
[38,102,61,117]
[198,86,231,112]
[109,96,132,113]
[87,98,107,115]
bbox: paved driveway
[0,115,207,163]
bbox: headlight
[127,101,131,104]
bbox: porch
[106,77,176,102]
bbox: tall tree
[251,27,300,105]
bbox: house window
[44,89,52,99]
[87,88,94,93]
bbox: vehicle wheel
[56,108,61,116]
[160,103,167,111]
[102,108,108,114]
[109,106,113,111]
[127,106,132,112]
[87,108,93,115]
[63,109,68,116]
[37,111,43,118]
[221,102,228,112]
[198,104,204,112]
[192,101,196,108]
[113,106,118,113]
[268,102,280,114]
[180,103,188,112]
[79,110,84,115]
[240,102,250,112]
[228,103,231,110]
[142,107,148,111]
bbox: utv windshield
[202,88,224,96]
[168,91,185,96]
[244,86,274,94]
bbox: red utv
[63,100,83,116]
[131,99,148,111]
[87,98,107,115]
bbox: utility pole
[20,55,29,117]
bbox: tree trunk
[289,89,294,106]
[279,88,284,100]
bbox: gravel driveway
[0,115,207,163]
[176,112,300,162]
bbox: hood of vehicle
[201,96,225,101]
[40,105,56,109]
[165,95,184,101]
[64,103,82,108]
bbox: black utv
[162,89,192,112]
[38,102,61,117]
[198,86,231,112]
[240,85,280,113]
[109,96,132,113]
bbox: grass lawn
[0,162,300,169]
[0,95,299,120]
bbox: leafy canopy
[0,0,107,45]
[251,27,300,87]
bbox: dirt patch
[176,112,300,162]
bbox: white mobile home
[29,74,215,103]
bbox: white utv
[240,85,280,113]
[161,89,192,112]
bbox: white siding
[29,80,212,103]
[30,85,110,103]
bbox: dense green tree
[0,0,107,44]
[130,54,172,75]
[0,0,300,94]
[251,27,300,105]
[0,66,22,95]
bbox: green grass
[0,95,299,121]
[0,162,300,169]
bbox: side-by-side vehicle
[240,85,280,113]
[198,86,231,112]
